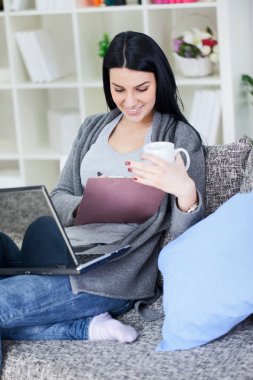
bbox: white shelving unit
[0,0,252,190]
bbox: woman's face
[109,67,156,124]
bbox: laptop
[0,185,131,276]
[75,177,165,225]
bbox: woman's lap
[0,221,134,342]
[0,275,133,330]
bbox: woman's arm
[126,123,205,238]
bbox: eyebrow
[111,81,150,88]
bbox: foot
[88,312,138,343]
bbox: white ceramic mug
[143,142,190,170]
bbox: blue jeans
[0,275,133,370]
[0,216,73,268]
[0,223,133,370]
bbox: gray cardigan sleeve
[169,122,205,239]
[50,120,87,226]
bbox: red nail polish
[133,177,138,181]
[128,168,133,172]
[125,161,130,166]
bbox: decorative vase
[174,54,214,77]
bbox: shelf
[6,8,74,16]
[22,145,71,160]
[76,4,142,13]
[0,0,251,189]
[3,1,218,15]
[0,139,19,157]
[0,160,23,188]
[175,73,221,86]
[82,80,103,88]
[83,87,107,114]
[7,76,212,90]
[77,10,144,82]
[14,74,79,89]
[23,159,60,191]
[0,171,24,188]
[0,68,11,85]
[5,3,143,15]
[146,1,217,10]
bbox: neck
[121,115,153,131]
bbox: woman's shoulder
[159,112,202,150]
[173,118,199,138]
[174,121,203,154]
[154,111,199,139]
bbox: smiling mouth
[126,105,143,113]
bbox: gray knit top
[79,113,151,186]
[51,109,205,300]
[65,113,151,250]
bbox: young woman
[0,31,205,368]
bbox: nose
[123,92,137,108]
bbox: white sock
[88,312,138,343]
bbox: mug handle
[174,148,190,170]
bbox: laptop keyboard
[73,244,98,253]
[77,253,104,265]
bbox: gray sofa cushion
[240,145,253,193]
[2,298,253,380]
[204,137,252,215]
[163,137,252,245]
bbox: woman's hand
[125,153,198,212]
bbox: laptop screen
[0,186,131,275]
[0,186,77,270]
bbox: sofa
[2,137,253,380]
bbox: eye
[114,89,125,93]
[137,87,148,92]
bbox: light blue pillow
[157,192,253,351]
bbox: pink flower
[172,38,183,53]
[172,27,219,62]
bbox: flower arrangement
[173,27,219,64]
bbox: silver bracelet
[187,202,199,213]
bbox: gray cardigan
[51,109,205,300]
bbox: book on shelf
[30,29,68,82]
[15,32,39,82]
[189,89,221,145]
[15,29,69,83]
[11,0,34,11]
[47,108,80,155]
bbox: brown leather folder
[75,177,165,225]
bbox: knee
[26,216,56,233]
